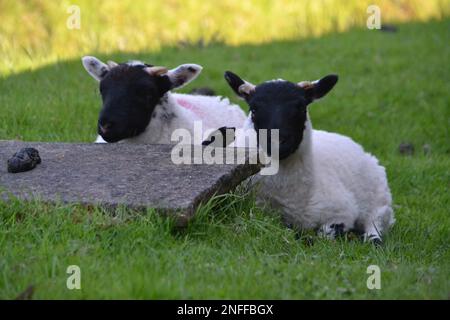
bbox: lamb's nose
[99,122,113,134]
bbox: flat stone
[0,141,260,226]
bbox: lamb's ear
[165,64,202,90]
[224,71,255,99]
[144,66,169,77]
[298,74,338,101]
[107,60,118,68]
[81,56,111,81]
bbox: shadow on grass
[0,19,448,159]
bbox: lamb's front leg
[317,223,349,239]
[362,222,384,246]
[362,231,382,246]
[360,206,394,246]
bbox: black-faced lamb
[223,71,395,244]
[81,56,246,144]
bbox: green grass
[0,19,449,299]
[1,0,448,74]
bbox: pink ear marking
[144,66,169,76]
[238,82,256,95]
[107,60,118,68]
[298,81,314,89]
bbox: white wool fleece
[237,112,394,241]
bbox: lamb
[223,71,395,244]
[81,56,246,144]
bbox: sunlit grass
[0,0,449,75]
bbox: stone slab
[0,141,260,225]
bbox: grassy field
[1,0,448,75]
[0,19,449,299]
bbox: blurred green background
[0,0,449,75]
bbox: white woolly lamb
[82,56,246,144]
[224,71,394,244]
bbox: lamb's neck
[260,115,314,212]
[124,93,181,144]
[279,114,314,179]
[154,92,179,120]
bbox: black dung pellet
[7,147,41,173]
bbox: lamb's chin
[99,134,124,143]
[119,129,144,141]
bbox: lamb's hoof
[364,234,383,247]
[318,223,346,239]
[330,223,345,237]
[372,238,383,248]
[202,127,235,147]
[371,238,383,247]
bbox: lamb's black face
[97,65,171,142]
[224,71,338,160]
[82,56,203,143]
[248,81,309,160]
